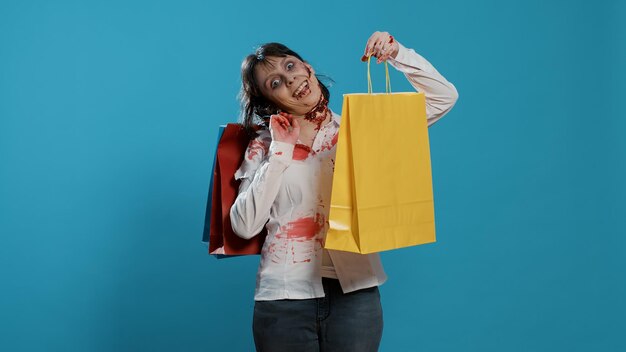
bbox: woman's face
[254,55,322,116]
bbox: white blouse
[230,42,459,301]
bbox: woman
[230,31,458,351]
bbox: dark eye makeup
[268,60,296,89]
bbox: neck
[302,93,330,127]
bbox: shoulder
[249,129,272,151]
[244,128,271,162]
[254,128,272,143]
[235,129,271,180]
[331,110,342,125]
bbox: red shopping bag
[203,123,267,258]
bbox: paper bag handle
[367,56,392,94]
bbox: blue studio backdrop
[1,0,624,351]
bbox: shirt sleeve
[230,130,294,240]
[387,42,459,127]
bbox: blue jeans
[252,278,383,352]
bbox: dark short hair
[238,42,331,135]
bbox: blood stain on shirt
[247,139,267,160]
[293,144,313,161]
[281,214,325,241]
[290,242,315,264]
[319,131,339,152]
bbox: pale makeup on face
[254,56,323,117]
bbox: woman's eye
[286,62,294,70]
[271,79,280,88]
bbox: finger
[363,31,383,60]
[376,45,387,63]
[277,113,295,133]
[382,37,396,60]
[373,33,388,54]
[378,42,392,63]
[278,111,293,121]
[290,116,301,134]
[369,37,381,57]
[270,115,280,127]
[384,42,399,61]
[379,32,391,47]
[382,50,392,62]
[290,115,299,127]
[376,43,388,62]
[279,114,290,126]
[362,43,375,61]
[269,115,279,131]
[386,42,399,61]
[281,114,292,127]
[364,32,378,56]
[270,115,287,132]
[373,43,387,60]
[282,117,294,132]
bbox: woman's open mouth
[293,81,310,99]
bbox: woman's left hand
[362,31,399,64]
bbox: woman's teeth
[293,81,310,99]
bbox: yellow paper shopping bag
[325,59,436,254]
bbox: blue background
[1,0,624,351]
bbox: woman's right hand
[269,112,300,145]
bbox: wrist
[391,48,399,59]
[269,140,295,161]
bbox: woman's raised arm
[364,31,459,127]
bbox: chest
[267,117,340,215]
[297,128,317,148]
[286,122,339,189]
[296,119,339,155]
